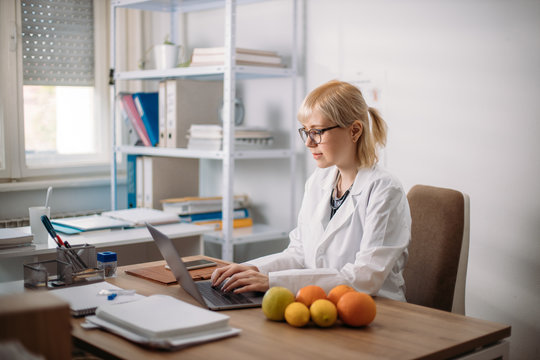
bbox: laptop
[146,223,264,310]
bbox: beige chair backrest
[404,185,470,314]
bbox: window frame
[0,0,110,182]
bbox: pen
[40,215,88,270]
[40,214,62,247]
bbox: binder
[133,92,159,147]
[141,156,199,209]
[119,93,151,147]
[118,97,141,146]
[126,154,137,208]
[158,81,167,147]
[136,156,144,207]
[165,79,223,148]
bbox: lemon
[310,299,337,327]
[284,302,310,327]
[262,286,295,321]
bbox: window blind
[21,0,94,86]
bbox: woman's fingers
[221,270,269,293]
[211,264,255,287]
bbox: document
[50,281,143,317]
[85,295,241,349]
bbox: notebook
[50,281,144,317]
[147,223,264,310]
[85,295,240,349]
[51,215,132,232]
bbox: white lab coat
[248,164,411,301]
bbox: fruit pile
[261,284,376,328]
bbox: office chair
[403,185,470,314]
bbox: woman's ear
[351,120,363,142]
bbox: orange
[327,284,356,305]
[310,299,337,327]
[296,285,327,308]
[284,302,310,327]
[337,291,376,327]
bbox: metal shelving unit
[110,0,297,261]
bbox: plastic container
[97,251,117,278]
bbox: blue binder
[132,92,159,146]
[126,154,137,209]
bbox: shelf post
[110,3,118,210]
[290,0,298,228]
[222,0,237,261]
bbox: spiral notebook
[50,281,143,317]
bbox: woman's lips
[312,152,322,159]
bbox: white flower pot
[154,44,180,70]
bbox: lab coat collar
[320,165,376,195]
[317,165,376,244]
[349,165,377,196]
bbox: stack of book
[187,124,273,151]
[161,195,252,229]
[0,228,35,253]
[190,47,284,67]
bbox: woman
[212,80,411,301]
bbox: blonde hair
[297,80,387,168]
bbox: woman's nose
[305,136,316,147]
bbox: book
[141,156,199,209]
[179,208,249,223]
[191,52,282,65]
[190,59,285,68]
[85,295,240,350]
[187,124,274,150]
[161,195,249,216]
[165,79,222,148]
[197,217,253,230]
[188,125,272,139]
[50,281,143,317]
[133,92,159,147]
[119,93,152,147]
[192,47,278,57]
[101,208,180,226]
[126,154,137,209]
[0,228,33,246]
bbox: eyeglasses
[298,125,340,144]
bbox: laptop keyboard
[196,282,253,306]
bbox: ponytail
[367,107,387,149]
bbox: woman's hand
[211,264,269,293]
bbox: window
[0,0,109,181]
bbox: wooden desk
[72,261,511,360]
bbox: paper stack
[86,294,240,349]
[187,124,273,151]
[0,228,35,253]
[190,47,284,67]
[161,195,252,230]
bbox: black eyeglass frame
[298,125,340,144]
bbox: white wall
[306,0,539,358]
